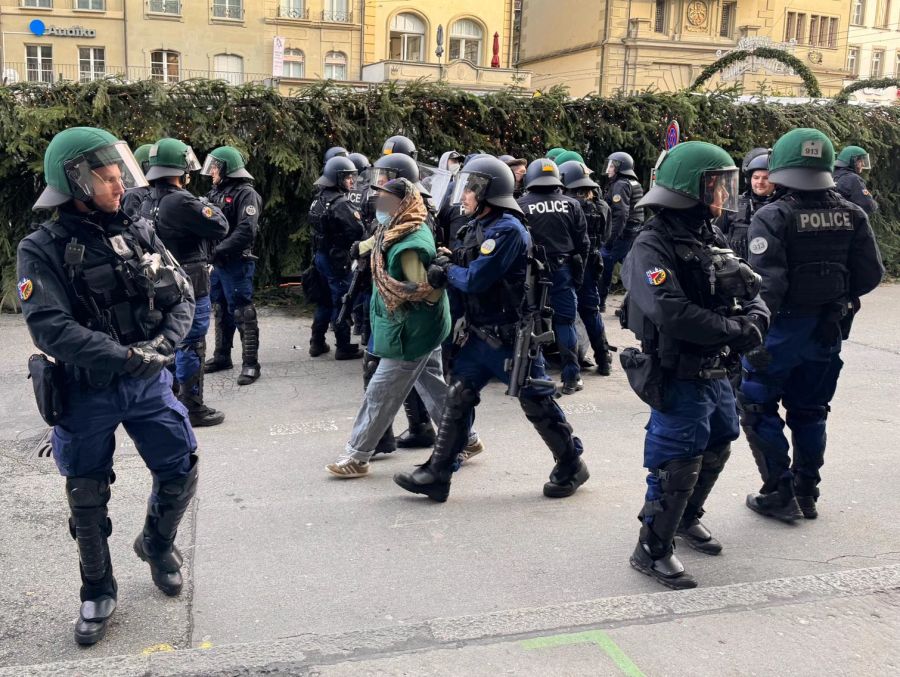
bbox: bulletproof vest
[208,179,256,240]
[520,192,576,256]
[782,192,856,308]
[455,219,524,327]
[625,178,645,230]
[43,219,182,346]
[444,203,471,249]
[145,187,211,265]
[723,193,753,260]
[309,188,357,253]
[580,198,611,247]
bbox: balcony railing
[1,62,274,86]
[147,0,181,15]
[277,5,309,20]
[322,9,352,23]
[211,3,244,20]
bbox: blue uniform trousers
[599,236,634,304]
[210,259,255,341]
[175,294,211,396]
[549,264,579,383]
[313,251,352,348]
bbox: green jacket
[370,225,450,361]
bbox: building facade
[0,0,528,92]
[518,0,854,98]
[844,0,899,104]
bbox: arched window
[213,53,244,85]
[284,48,305,78]
[389,12,425,62]
[151,49,180,82]
[449,19,483,65]
[324,51,347,80]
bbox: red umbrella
[492,32,500,68]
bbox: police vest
[782,192,857,308]
[522,195,576,256]
[581,198,611,247]
[625,179,645,229]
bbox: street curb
[5,563,900,676]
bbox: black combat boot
[396,389,436,448]
[594,327,614,376]
[66,474,118,645]
[793,473,820,519]
[204,302,234,373]
[179,340,225,427]
[677,444,731,555]
[335,343,363,360]
[746,473,803,523]
[134,455,199,596]
[309,312,331,357]
[520,396,590,497]
[630,456,703,590]
[394,382,478,502]
[235,304,261,385]
[362,352,396,456]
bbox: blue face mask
[375,210,392,227]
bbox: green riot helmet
[768,128,835,191]
[553,150,585,166]
[34,126,148,210]
[558,160,600,192]
[546,147,566,162]
[133,143,153,174]
[835,145,871,173]
[636,141,739,213]
[201,146,253,181]
[145,138,202,181]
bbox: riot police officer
[518,158,591,394]
[142,138,229,427]
[718,148,775,259]
[500,155,528,198]
[381,134,417,160]
[546,147,566,162]
[324,146,350,163]
[621,141,770,589]
[741,129,883,522]
[17,127,198,644]
[121,143,152,218]
[834,145,878,214]
[308,155,365,359]
[601,151,645,312]
[559,160,615,375]
[201,146,264,385]
[393,156,590,502]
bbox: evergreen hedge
[1,80,898,310]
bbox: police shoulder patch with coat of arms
[645,267,667,286]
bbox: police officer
[518,158,590,394]
[718,148,775,260]
[601,151,645,312]
[201,147,263,385]
[559,160,615,375]
[347,152,373,337]
[499,154,528,198]
[120,143,152,218]
[324,146,349,163]
[546,147,566,162]
[142,138,229,427]
[834,145,878,214]
[308,155,365,359]
[381,134,417,160]
[393,155,589,502]
[741,129,883,522]
[621,141,770,589]
[17,127,198,644]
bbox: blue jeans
[739,315,843,493]
[549,264,579,383]
[643,378,739,507]
[176,294,211,397]
[210,259,256,341]
[51,370,197,481]
[599,237,634,304]
[313,251,352,348]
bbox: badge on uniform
[612,194,622,203]
[245,205,257,216]
[17,277,33,302]
[749,237,768,255]
[645,267,667,286]
[480,239,497,255]
[202,206,215,219]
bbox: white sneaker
[460,438,485,463]
[325,458,370,478]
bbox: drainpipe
[622,0,633,93]
[359,0,365,80]
[123,0,129,73]
[598,0,613,95]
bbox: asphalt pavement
[1,286,899,676]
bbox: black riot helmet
[606,151,637,179]
[370,152,419,187]
[324,146,349,164]
[381,135,417,160]
[451,155,523,216]
[348,152,371,172]
[315,155,358,191]
[558,160,600,192]
[524,158,564,190]
[741,147,769,179]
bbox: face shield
[450,171,491,206]
[854,153,871,171]
[200,155,224,176]
[417,163,452,207]
[336,169,358,191]
[64,141,148,201]
[369,167,399,188]
[701,168,739,213]
[354,166,372,189]
[184,147,202,172]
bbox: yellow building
[517,0,852,97]
[844,0,899,104]
[0,0,528,92]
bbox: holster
[570,254,585,288]
[28,354,67,425]
[181,261,210,299]
[619,347,667,411]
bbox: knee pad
[738,397,778,428]
[446,381,480,417]
[234,304,257,324]
[701,443,732,474]
[655,456,703,495]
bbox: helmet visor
[450,171,491,206]
[200,155,224,176]
[701,169,739,213]
[64,141,148,199]
[855,153,871,170]
[606,159,620,174]
[354,167,372,189]
[370,167,399,188]
[184,147,202,172]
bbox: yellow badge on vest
[612,194,622,203]
[480,239,497,255]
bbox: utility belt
[27,355,122,426]
[780,299,852,346]
[181,259,210,298]
[661,349,729,381]
[546,253,571,272]
[468,322,518,349]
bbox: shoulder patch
[245,205,257,216]
[202,206,215,219]
[749,237,768,255]
[645,267,667,286]
[17,277,33,302]
[480,238,497,255]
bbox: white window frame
[151,49,180,83]
[79,46,106,82]
[283,48,305,78]
[213,53,244,85]
[22,0,53,7]
[212,0,243,20]
[449,19,483,65]
[847,47,859,76]
[324,51,347,80]
[26,44,53,83]
[852,0,866,25]
[389,12,426,62]
[720,2,736,38]
[871,49,884,77]
[148,0,182,15]
[75,0,105,10]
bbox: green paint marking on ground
[522,629,646,677]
